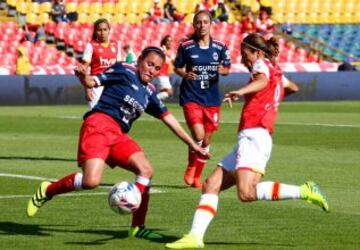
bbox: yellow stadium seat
[66,2,77,13]
[100,13,114,22]
[284,12,295,23]
[26,13,39,25]
[115,2,126,15]
[272,1,284,14]
[272,12,284,23]
[27,2,40,14]
[102,2,116,15]
[125,13,138,24]
[113,13,125,23]
[78,2,90,14]
[89,12,100,23]
[6,0,16,8]
[78,12,89,23]
[39,12,50,24]
[16,1,27,15]
[40,1,52,13]
[90,2,102,14]
[294,12,306,24]
[285,2,296,15]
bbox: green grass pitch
[0,102,359,249]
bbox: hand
[184,71,198,81]
[84,87,93,101]
[191,143,211,160]
[74,64,87,77]
[222,90,243,108]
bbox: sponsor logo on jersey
[212,52,219,61]
[225,50,230,60]
[191,54,199,58]
[100,57,116,67]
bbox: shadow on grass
[0,156,75,162]
[0,222,178,246]
[101,183,189,190]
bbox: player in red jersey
[27,47,210,241]
[152,35,174,101]
[166,33,329,249]
[174,10,231,188]
[78,18,121,109]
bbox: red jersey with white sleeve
[239,58,284,134]
[82,40,121,75]
[158,48,174,76]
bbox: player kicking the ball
[27,46,209,241]
[166,33,329,249]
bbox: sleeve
[116,41,122,62]
[82,43,93,63]
[252,59,269,79]
[220,45,231,68]
[145,93,169,119]
[174,44,186,68]
[95,63,123,86]
[282,74,290,87]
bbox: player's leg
[27,112,111,217]
[108,136,162,240]
[191,106,220,188]
[182,103,205,187]
[235,128,329,211]
[166,166,235,249]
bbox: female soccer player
[27,47,209,241]
[153,35,174,101]
[78,18,121,109]
[166,33,329,249]
[174,10,231,188]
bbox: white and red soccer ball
[108,181,141,215]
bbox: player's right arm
[282,75,299,97]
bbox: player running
[27,47,209,241]
[174,10,231,188]
[166,33,329,249]
[78,18,121,109]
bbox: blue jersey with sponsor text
[85,63,168,133]
[174,38,231,106]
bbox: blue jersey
[174,38,231,106]
[85,63,168,133]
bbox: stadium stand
[0,0,358,75]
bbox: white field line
[0,173,164,199]
[60,115,360,128]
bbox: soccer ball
[108,181,141,215]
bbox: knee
[203,176,220,194]
[82,177,101,190]
[238,185,257,202]
[137,164,153,179]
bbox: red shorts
[183,102,220,133]
[77,112,142,167]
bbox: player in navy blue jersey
[27,47,209,240]
[174,10,231,188]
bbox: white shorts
[153,76,172,90]
[219,127,272,175]
[88,86,104,109]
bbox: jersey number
[200,80,210,89]
[274,83,281,109]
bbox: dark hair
[241,33,271,58]
[138,46,166,61]
[189,10,213,41]
[160,35,171,47]
[266,37,280,59]
[91,18,110,41]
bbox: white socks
[256,181,301,200]
[190,193,218,241]
[74,173,83,190]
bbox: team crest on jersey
[212,52,219,61]
[225,50,230,60]
[99,48,103,53]
[131,84,139,90]
[111,46,116,53]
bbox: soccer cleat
[165,233,204,249]
[184,166,196,186]
[300,181,329,212]
[27,181,52,217]
[191,178,203,189]
[128,225,163,240]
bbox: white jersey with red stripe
[82,40,121,75]
[239,58,284,134]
